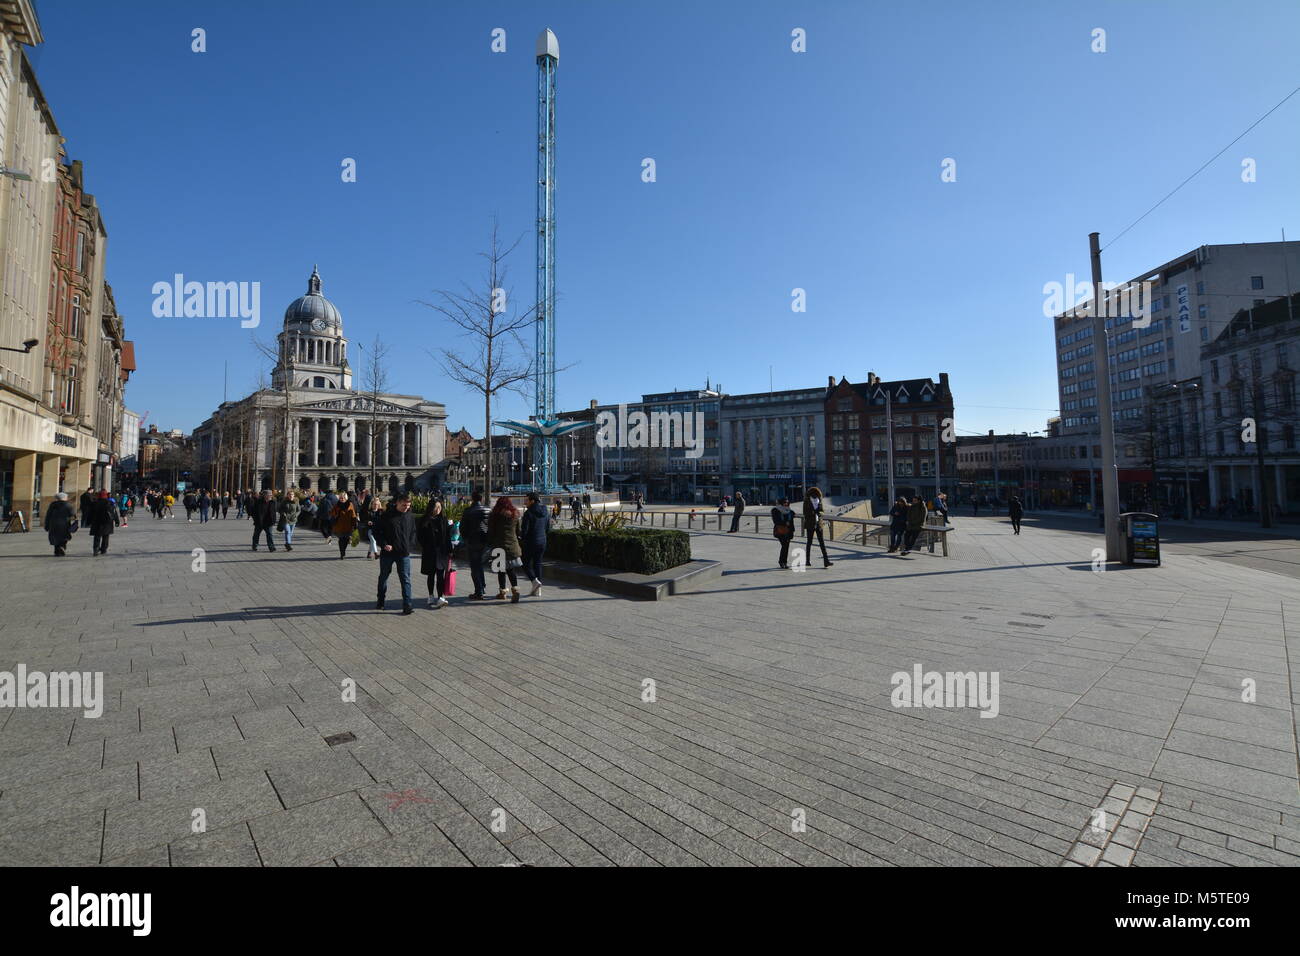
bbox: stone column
[311,418,320,467]
[329,419,338,467]
[397,422,406,467]
[382,422,391,467]
[11,452,38,524]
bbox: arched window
[314,376,326,388]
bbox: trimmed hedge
[548,527,690,575]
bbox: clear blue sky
[31,0,1300,440]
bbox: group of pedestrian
[44,489,121,556]
[886,495,930,554]
[769,487,833,569]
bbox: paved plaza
[0,511,1296,866]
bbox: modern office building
[596,388,721,502]
[719,386,825,504]
[1053,241,1300,506]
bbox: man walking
[1008,494,1024,535]
[460,491,490,600]
[320,489,339,540]
[251,489,278,552]
[88,490,120,556]
[728,491,746,533]
[375,491,417,615]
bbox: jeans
[467,548,487,596]
[199,507,209,523]
[523,546,544,583]
[806,524,829,564]
[252,525,276,550]
[378,553,412,607]
[777,536,791,566]
[889,526,905,550]
[284,523,295,546]
[729,509,743,532]
[367,531,379,555]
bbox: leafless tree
[421,220,535,497]
[357,335,391,493]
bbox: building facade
[596,389,721,502]
[825,372,955,506]
[1053,241,1300,507]
[719,386,826,504]
[192,268,447,494]
[0,4,130,524]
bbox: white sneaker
[427,597,435,608]
[530,581,541,596]
[436,597,449,608]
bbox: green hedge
[548,527,690,575]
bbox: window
[1201,326,1209,342]
[895,460,913,477]
[837,398,853,412]
[832,435,844,451]
[70,294,81,339]
[1250,275,1264,290]
[846,414,859,430]
[1279,343,1290,369]
[313,376,326,388]
[871,415,884,428]
[64,366,77,413]
[831,415,844,431]
[75,233,85,273]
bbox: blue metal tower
[534,28,559,490]
[497,28,590,492]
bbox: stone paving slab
[0,512,1296,865]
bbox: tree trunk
[485,392,493,499]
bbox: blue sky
[31,0,1300,440]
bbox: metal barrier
[613,508,954,556]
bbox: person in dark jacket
[79,489,94,529]
[374,492,417,614]
[728,491,746,532]
[250,490,278,552]
[802,487,832,567]
[770,497,796,568]
[183,491,197,521]
[520,492,550,597]
[888,496,909,553]
[1008,495,1024,534]
[417,498,455,608]
[44,491,76,556]
[88,490,120,555]
[320,490,339,539]
[362,496,383,559]
[487,496,523,602]
[198,490,211,523]
[459,491,491,599]
[902,495,928,554]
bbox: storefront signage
[53,432,78,449]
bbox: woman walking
[487,496,523,602]
[771,497,796,568]
[521,492,550,596]
[363,496,383,559]
[88,490,121,556]
[278,491,300,551]
[417,498,455,608]
[331,493,358,559]
[44,491,76,556]
[802,487,833,568]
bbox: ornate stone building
[192,267,447,494]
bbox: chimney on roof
[867,372,879,387]
[828,375,835,389]
[988,429,994,437]
[939,372,949,390]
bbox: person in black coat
[1008,495,1024,535]
[802,487,833,567]
[771,497,796,568]
[459,492,490,599]
[44,492,76,556]
[887,496,908,553]
[374,492,417,614]
[250,490,278,552]
[520,492,550,597]
[87,490,120,555]
[417,498,455,608]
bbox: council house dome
[283,264,342,332]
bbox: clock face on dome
[312,318,327,331]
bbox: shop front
[0,403,97,528]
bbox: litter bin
[1120,512,1160,566]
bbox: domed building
[192,267,448,494]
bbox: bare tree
[421,220,535,497]
[357,335,391,493]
